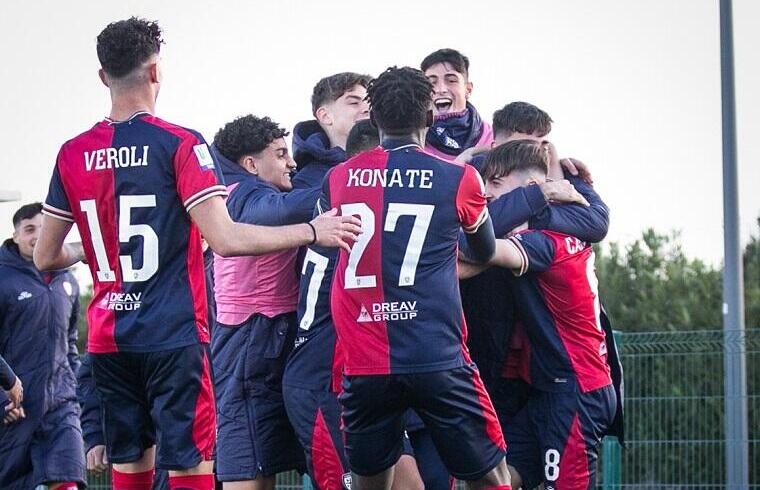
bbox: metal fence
[599,329,759,489]
[79,329,759,489]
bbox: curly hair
[492,102,553,139]
[366,67,433,136]
[480,139,548,183]
[420,48,469,78]
[213,115,289,163]
[311,72,372,115]
[96,17,163,78]
[346,119,379,158]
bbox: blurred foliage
[595,218,760,331]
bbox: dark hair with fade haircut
[311,72,372,115]
[492,102,553,139]
[420,48,470,78]
[346,119,380,158]
[480,140,548,183]
[366,66,433,136]
[97,17,164,78]
[13,202,43,228]
[213,115,289,163]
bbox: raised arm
[189,195,360,257]
[531,172,609,243]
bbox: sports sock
[112,468,154,490]
[48,483,79,490]
[168,473,215,490]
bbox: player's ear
[98,69,110,88]
[315,106,332,126]
[11,228,20,246]
[465,81,473,99]
[239,155,257,175]
[148,62,161,84]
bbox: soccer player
[33,18,360,490]
[211,114,336,489]
[466,140,616,490]
[283,119,423,490]
[321,66,511,490]
[460,101,608,393]
[0,203,84,490]
[421,49,493,161]
[291,72,371,190]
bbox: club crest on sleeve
[194,143,215,170]
[342,472,352,489]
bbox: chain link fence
[78,329,759,489]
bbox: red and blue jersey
[43,112,227,353]
[508,230,611,393]
[321,141,489,375]
[283,245,342,393]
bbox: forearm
[35,242,84,271]
[532,176,609,243]
[463,216,496,264]
[222,221,314,256]
[0,355,17,391]
[489,185,548,237]
[458,260,490,279]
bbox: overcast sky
[1,0,758,275]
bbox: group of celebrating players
[0,15,624,490]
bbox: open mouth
[434,97,453,113]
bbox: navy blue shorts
[340,364,505,481]
[284,385,415,490]
[212,313,305,480]
[504,384,616,490]
[91,344,215,471]
[490,377,531,430]
[0,400,86,489]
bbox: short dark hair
[213,115,289,163]
[420,48,470,78]
[480,140,548,183]
[311,72,372,115]
[346,119,380,157]
[366,67,433,136]
[96,17,163,78]
[13,202,42,228]
[492,102,553,139]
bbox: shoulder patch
[193,143,215,170]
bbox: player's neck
[109,90,156,122]
[323,126,347,150]
[379,128,425,149]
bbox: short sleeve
[456,164,489,234]
[174,134,228,212]
[507,230,555,275]
[42,155,74,223]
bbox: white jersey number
[299,249,330,330]
[340,202,434,289]
[80,195,159,283]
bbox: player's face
[253,138,297,191]
[12,213,42,261]
[484,170,547,201]
[323,85,369,145]
[425,62,472,116]
[493,130,547,148]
